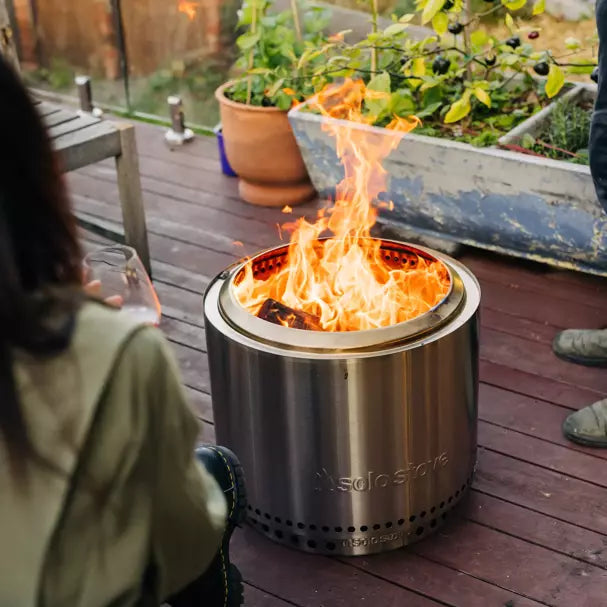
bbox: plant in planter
[514,96,592,164]
[286,1,605,276]
[216,0,336,206]
[299,0,596,147]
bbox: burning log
[257,298,322,331]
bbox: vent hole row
[384,253,418,267]
[248,478,472,535]
[252,256,287,276]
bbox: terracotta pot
[215,81,316,207]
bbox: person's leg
[554,0,607,366]
[168,445,247,607]
[554,0,607,448]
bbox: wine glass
[83,245,161,326]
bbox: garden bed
[289,82,607,276]
[499,83,594,164]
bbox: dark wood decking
[71,121,607,607]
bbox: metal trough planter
[288,84,607,276]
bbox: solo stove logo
[314,452,449,493]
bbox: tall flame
[235,79,450,332]
[178,0,199,20]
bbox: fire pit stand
[204,239,481,556]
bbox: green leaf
[247,67,271,75]
[545,64,565,98]
[297,48,313,69]
[521,133,536,148]
[399,13,416,22]
[444,94,471,123]
[423,85,443,106]
[237,31,261,51]
[412,57,426,77]
[366,71,392,119]
[474,87,491,107]
[237,6,253,26]
[564,37,581,50]
[266,78,286,98]
[567,60,596,75]
[470,30,488,47]
[416,101,443,117]
[367,71,391,93]
[274,91,292,111]
[327,55,350,66]
[532,0,545,14]
[432,12,448,36]
[384,22,409,36]
[505,13,514,30]
[421,0,445,25]
[502,53,521,66]
[502,0,526,10]
[420,80,440,91]
[390,91,415,115]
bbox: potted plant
[287,0,605,275]
[216,0,334,206]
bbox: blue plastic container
[214,124,237,177]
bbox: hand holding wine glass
[83,246,161,326]
[83,279,124,308]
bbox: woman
[0,55,245,605]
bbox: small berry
[448,22,464,35]
[528,30,540,40]
[432,56,450,75]
[533,61,549,76]
[443,0,455,10]
[485,55,496,67]
[400,55,410,66]
[591,66,599,83]
[506,36,521,49]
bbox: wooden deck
[70,121,607,607]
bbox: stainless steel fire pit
[204,238,480,556]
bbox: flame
[178,0,199,20]
[282,205,293,214]
[234,79,450,332]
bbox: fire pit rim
[210,238,478,354]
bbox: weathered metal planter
[288,83,607,276]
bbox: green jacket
[0,302,226,606]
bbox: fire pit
[204,237,479,556]
[204,80,480,555]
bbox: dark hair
[0,56,82,471]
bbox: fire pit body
[204,239,480,556]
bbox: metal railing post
[164,95,194,145]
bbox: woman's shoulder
[74,300,169,365]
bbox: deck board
[72,120,607,606]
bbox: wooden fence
[10,0,238,78]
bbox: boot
[552,329,607,367]
[169,445,247,606]
[563,400,607,448]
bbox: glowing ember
[178,0,199,20]
[234,79,450,332]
